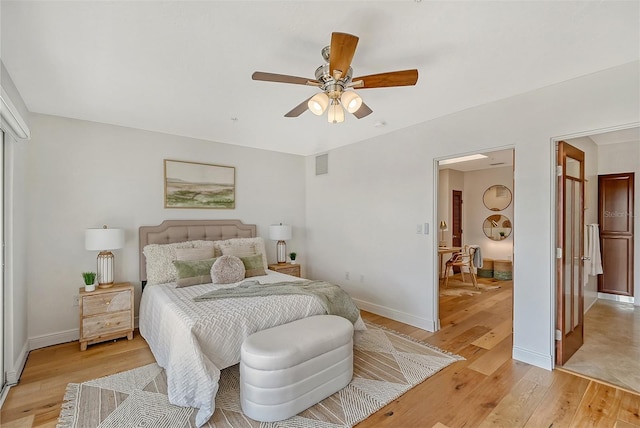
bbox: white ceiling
[589,127,640,146]
[439,149,514,172]
[2,1,639,156]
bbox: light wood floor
[2,279,639,428]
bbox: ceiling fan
[252,32,419,123]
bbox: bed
[138,219,364,427]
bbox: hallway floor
[562,299,640,393]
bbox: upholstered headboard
[138,219,257,284]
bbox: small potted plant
[289,252,297,264]
[82,272,96,292]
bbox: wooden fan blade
[353,102,373,119]
[329,32,359,80]
[284,97,312,117]
[352,69,418,89]
[252,72,318,86]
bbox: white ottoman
[240,315,354,422]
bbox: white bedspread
[139,270,365,427]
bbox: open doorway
[436,148,515,334]
[554,126,640,393]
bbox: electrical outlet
[345,271,350,280]
[73,295,79,306]
[416,224,423,234]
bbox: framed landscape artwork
[164,159,235,209]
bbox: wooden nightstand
[79,282,134,351]
[268,263,301,278]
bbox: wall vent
[315,153,328,175]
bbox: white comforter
[139,270,365,427]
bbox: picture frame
[164,159,235,209]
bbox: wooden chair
[443,245,479,289]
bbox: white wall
[462,166,514,261]
[305,61,640,370]
[437,168,463,247]
[598,140,640,306]
[25,114,306,347]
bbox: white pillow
[175,247,215,261]
[218,237,268,270]
[143,240,216,285]
[211,255,245,284]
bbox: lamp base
[276,240,287,264]
[97,250,115,287]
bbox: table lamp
[439,221,448,247]
[85,225,125,288]
[269,223,292,264]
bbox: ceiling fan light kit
[252,32,418,124]
[327,99,345,124]
[308,92,329,115]
[341,90,363,114]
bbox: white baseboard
[27,318,139,354]
[597,292,634,304]
[353,298,437,332]
[6,341,28,385]
[28,328,79,352]
[512,345,553,370]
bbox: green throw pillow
[240,254,266,278]
[172,257,218,288]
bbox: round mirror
[483,215,512,241]
[483,185,512,211]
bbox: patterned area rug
[440,276,503,296]
[57,323,462,428]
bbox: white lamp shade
[85,228,125,251]
[340,91,363,114]
[269,224,292,241]
[327,100,345,123]
[308,92,329,116]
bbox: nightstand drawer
[82,311,132,339]
[83,290,132,316]
[276,266,299,276]
[268,263,301,278]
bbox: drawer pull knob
[105,322,111,327]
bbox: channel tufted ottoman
[240,315,354,422]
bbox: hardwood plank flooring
[2,278,639,427]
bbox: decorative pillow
[211,255,246,284]
[218,237,268,270]
[175,247,215,261]
[240,254,267,278]
[173,258,218,288]
[143,240,216,285]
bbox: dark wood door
[598,173,634,297]
[556,141,585,366]
[452,190,462,247]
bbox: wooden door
[452,190,462,248]
[556,141,585,366]
[598,173,634,297]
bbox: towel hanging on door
[584,224,604,279]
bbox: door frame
[550,122,639,367]
[433,145,515,332]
